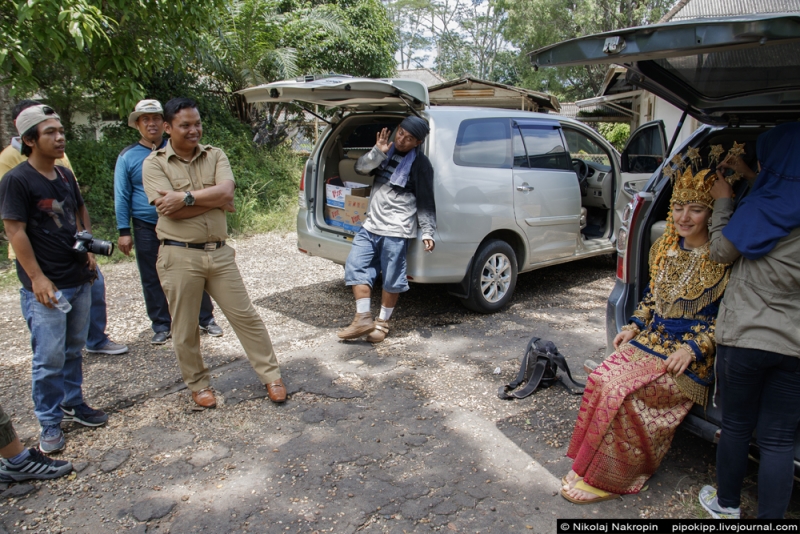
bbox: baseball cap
[15,105,60,136]
[128,99,164,128]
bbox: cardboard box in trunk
[323,206,346,228]
[325,183,371,209]
[343,195,369,232]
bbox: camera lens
[88,238,115,256]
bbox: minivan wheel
[460,239,518,313]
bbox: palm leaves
[204,0,348,93]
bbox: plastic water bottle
[53,291,72,313]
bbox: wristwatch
[184,191,196,206]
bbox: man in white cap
[0,99,128,356]
[0,105,108,453]
[114,99,222,344]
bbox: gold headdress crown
[661,142,746,209]
[671,167,715,209]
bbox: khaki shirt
[710,197,800,357]
[142,142,235,243]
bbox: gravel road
[0,232,795,532]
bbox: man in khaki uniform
[142,97,286,408]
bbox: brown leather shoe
[337,312,374,340]
[192,387,217,408]
[366,318,389,343]
[266,378,287,403]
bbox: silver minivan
[240,77,653,312]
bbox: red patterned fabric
[566,345,693,494]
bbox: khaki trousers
[156,244,281,391]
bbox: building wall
[653,96,699,149]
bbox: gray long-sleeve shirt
[355,146,436,241]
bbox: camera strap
[54,166,87,231]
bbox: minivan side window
[513,124,572,171]
[453,118,511,168]
[562,128,612,167]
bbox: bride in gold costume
[561,151,733,504]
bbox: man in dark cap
[338,116,436,343]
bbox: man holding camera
[0,99,128,357]
[142,97,286,408]
[0,105,108,453]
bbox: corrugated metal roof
[560,102,632,123]
[395,69,447,87]
[428,77,561,112]
[663,0,800,22]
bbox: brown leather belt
[162,239,226,251]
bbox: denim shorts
[344,228,410,293]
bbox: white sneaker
[699,486,741,519]
[86,340,128,355]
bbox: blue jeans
[132,218,214,332]
[86,266,110,350]
[715,344,800,518]
[344,228,410,293]
[21,283,92,426]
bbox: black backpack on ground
[498,336,585,400]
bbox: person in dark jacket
[337,116,436,343]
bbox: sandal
[561,480,620,504]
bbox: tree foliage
[286,0,396,79]
[201,0,395,129]
[204,0,395,95]
[597,122,630,151]
[1,0,225,114]
[385,0,513,82]
[501,0,674,100]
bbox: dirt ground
[0,232,796,532]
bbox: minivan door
[512,119,581,264]
[529,14,800,125]
[616,120,666,228]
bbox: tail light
[615,227,628,280]
[616,193,645,284]
[299,159,308,208]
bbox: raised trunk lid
[238,76,429,112]
[529,14,800,126]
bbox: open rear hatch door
[529,14,800,125]
[238,76,429,113]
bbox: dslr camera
[73,231,114,256]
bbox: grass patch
[230,197,299,236]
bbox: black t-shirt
[0,162,92,290]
